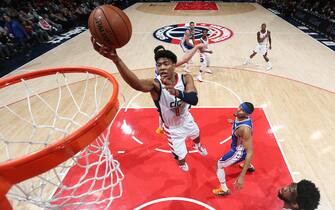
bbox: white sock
[195,142,201,147]
[267,61,272,67]
[216,167,228,191]
[244,57,251,64]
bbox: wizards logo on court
[153,23,233,44]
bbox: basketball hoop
[0,67,123,209]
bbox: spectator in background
[0,25,17,59]
[4,15,30,54]
[0,34,12,61]
[42,14,63,33]
[37,16,57,36]
[22,19,49,43]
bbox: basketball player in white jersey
[213,102,254,196]
[180,21,196,72]
[153,43,206,134]
[278,179,320,210]
[92,38,208,172]
[153,43,206,78]
[244,23,272,70]
[197,29,213,82]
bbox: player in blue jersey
[180,21,196,72]
[213,102,255,196]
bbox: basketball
[88,5,132,48]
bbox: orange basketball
[88,5,132,48]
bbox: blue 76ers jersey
[231,118,252,149]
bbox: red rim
[0,67,119,206]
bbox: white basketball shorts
[163,114,200,160]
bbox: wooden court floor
[2,2,335,209]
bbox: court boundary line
[133,196,215,210]
[262,107,296,182]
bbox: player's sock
[266,61,272,70]
[243,58,251,65]
[216,168,229,191]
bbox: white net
[0,70,124,209]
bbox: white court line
[263,108,297,182]
[131,135,143,144]
[154,148,171,153]
[219,136,231,144]
[154,148,198,154]
[134,197,215,210]
[203,80,242,103]
[124,92,142,112]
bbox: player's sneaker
[205,69,213,74]
[155,127,163,134]
[239,163,255,172]
[196,74,203,82]
[212,187,231,196]
[243,58,250,65]
[193,144,208,156]
[266,65,272,71]
[179,163,189,172]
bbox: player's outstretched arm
[176,43,205,67]
[91,37,155,92]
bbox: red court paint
[174,2,218,10]
[58,108,292,210]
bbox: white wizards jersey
[200,36,208,50]
[259,30,268,45]
[155,73,190,127]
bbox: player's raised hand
[91,37,119,62]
